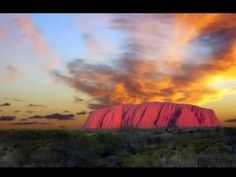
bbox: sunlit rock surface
[83,102,221,129]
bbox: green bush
[0,128,236,167]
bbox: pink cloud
[0,64,21,82]
[75,14,120,63]
[5,65,21,81]
[0,14,61,84]
[15,14,59,70]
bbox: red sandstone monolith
[83,102,221,129]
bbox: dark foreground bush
[0,128,235,167]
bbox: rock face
[83,102,221,129]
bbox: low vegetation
[0,127,236,167]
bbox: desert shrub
[0,128,236,167]
[104,155,123,167]
[119,128,161,154]
[52,132,97,167]
[196,153,236,167]
[92,132,122,158]
[30,146,58,167]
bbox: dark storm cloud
[0,116,16,121]
[28,113,74,121]
[10,122,51,125]
[45,113,74,120]
[28,115,44,119]
[0,103,11,106]
[20,118,28,121]
[76,111,87,115]
[87,103,108,110]
[27,104,47,108]
[189,26,236,60]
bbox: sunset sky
[1,13,236,129]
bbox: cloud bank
[74,96,84,102]
[224,118,236,123]
[0,116,15,121]
[54,14,236,109]
[27,104,47,108]
[76,111,87,115]
[0,103,11,106]
[10,122,51,125]
[29,113,75,121]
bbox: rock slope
[83,102,221,129]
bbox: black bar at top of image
[0,0,236,13]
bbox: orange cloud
[55,14,236,109]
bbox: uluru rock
[83,102,221,129]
